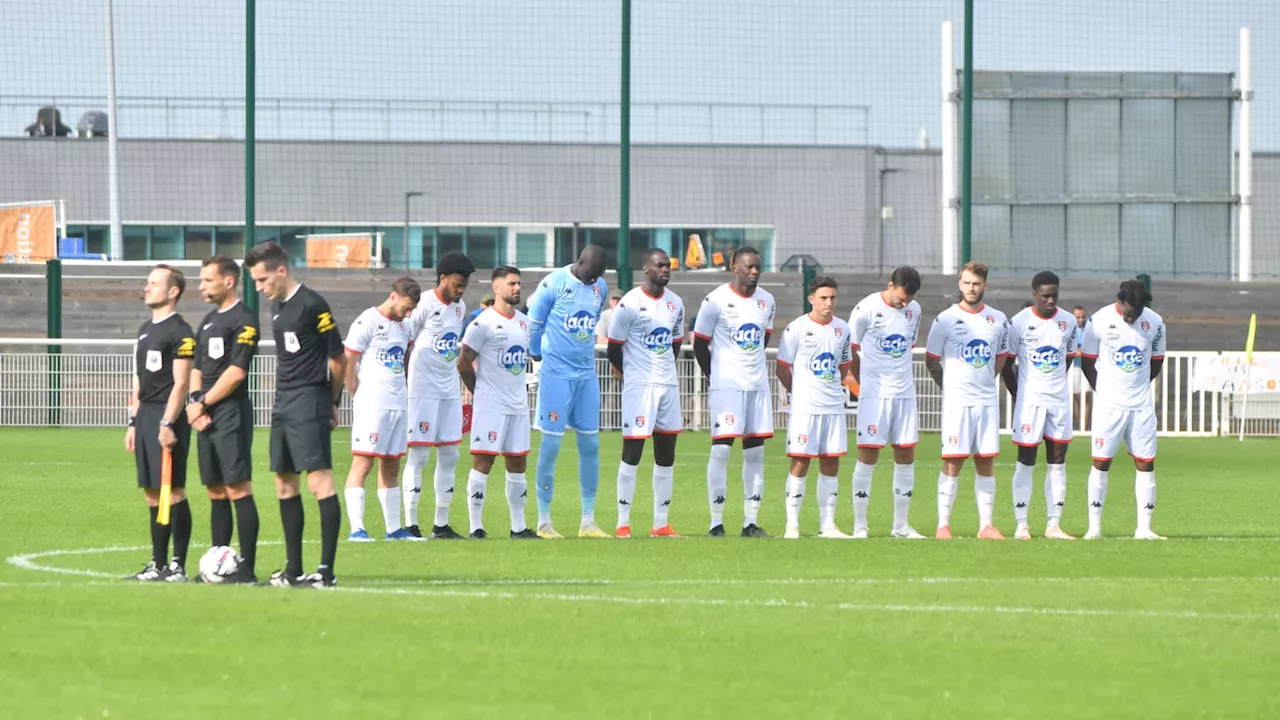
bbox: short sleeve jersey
[194,300,258,407]
[925,303,1012,408]
[1081,304,1165,410]
[776,314,853,415]
[527,266,609,380]
[344,307,411,410]
[135,313,196,404]
[1007,306,1077,408]
[693,284,776,391]
[406,290,466,400]
[270,284,344,391]
[606,286,685,388]
[461,307,532,414]
[850,291,922,400]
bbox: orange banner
[306,235,371,269]
[0,204,56,263]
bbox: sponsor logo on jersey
[732,323,764,351]
[564,310,597,341]
[1028,345,1063,372]
[434,331,459,361]
[808,351,839,382]
[960,338,993,368]
[317,312,336,334]
[879,333,909,359]
[643,327,673,354]
[1112,345,1145,373]
[500,345,528,375]
[376,345,406,374]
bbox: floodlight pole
[1239,27,1253,282]
[104,0,122,260]
[618,0,633,292]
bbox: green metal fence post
[46,259,62,426]
[960,0,974,266]
[617,0,632,293]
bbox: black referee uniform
[133,313,195,575]
[193,299,261,581]
[269,284,344,585]
[194,301,258,487]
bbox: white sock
[344,487,365,532]
[976,474,996,529]
[377,487,401,533]
[434,445,460,528]
[652,464,674,529]
[742,446,765,527]
[1045,463,1067,527]
[1087,467,1109,533]
[817,474,838,529]
[707,444,730,529]
[506,472,528,533]
[401,446,430,528]
[1012,462,1034,525]
[467,469,488,533]
[784,474,806,529]
[892,463,915,530]
[851,461,874,531]
[937,472,958,529]
[1136,470,1156,533]
[616,461,638,528]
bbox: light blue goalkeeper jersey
[528,265,609,380]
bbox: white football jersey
[850,291,922,400]
[777,313,853,415]
[406,290,466,400]
[461,307,531,414]
[344,307,411,410]
[607,286,685,388]
[693,284,776,391]
[1008,306,1077,408]
[1081,304,1165,410]
[925,303,1011,408]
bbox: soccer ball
[198,545,241,584]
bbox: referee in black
[186,255,261,583]
[127,264,196,582]
[244,242,348,588]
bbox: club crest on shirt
[208,336,225,359]
[948,435,959,446]
[1058,321,1068,332]
[1095,437,1105,449]
[369,432,379,443]
[489,431,498,442]
[867,425,878,436]
[757,300,766,310]
[985,315,996,325]
[1140,320,1150,332]
[548,411,559,423]
[635,416,646,428]
[797,434,808,444]
[666,301,675,313]
[905,309,914,320]
[419,421,430,433]
[1022,424,1032,434]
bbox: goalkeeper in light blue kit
[528,245,611,539]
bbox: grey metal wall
[3,138,1275,277]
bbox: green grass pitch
[1,428,1278,718]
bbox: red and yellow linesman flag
[157,449,173,525]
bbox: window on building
[278,228,308,266]
[186,227,213,261]
[468,227,501,268]
[438,227,465,259]
[151,226,182,260]
[215,227,245,259]
[118,227,146,260]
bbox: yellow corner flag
[1239,313,1258,442]
[1245,313,1258,364]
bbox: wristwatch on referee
[188,390,205,405]
[159,419,173,428]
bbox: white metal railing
[0,339,1268,437]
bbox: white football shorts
[939,405,1000,459]
[1090,404,1157,462]
[1011,399,1073,446]
[786,412,847,458]
[407,397,463,447]
[855,396,919,449]
[708,388,774,440]
[351,404,408,459]
[469,410,532,457]
[621,383,683,439]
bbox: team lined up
[124,242,1167,587]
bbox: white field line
[5,545,1280,623]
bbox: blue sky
[2,0,1276,148]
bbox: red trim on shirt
[776,359,792,366]
[607,338,626,345]
[343,346,363,355]
[1081,352,1098,359]
[925,352,941,359]
[493,307,515,320]
[728,284,755,300]
[692,331,711,341]
[641,287,664,301]
[808,312,832,326]
[1031,307,1057,321]
[956,303,986,315]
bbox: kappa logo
[488,431,498,442]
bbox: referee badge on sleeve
[208,337,225,359]
[145,350,162,372]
